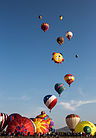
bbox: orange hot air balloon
[64,74,75,87]
[66,114,80,132]
[38,16,42,19]
[32,118,49,135]
[41,23,49,32]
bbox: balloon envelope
[32,118,49,135]
[7,113,22,124]
[41,23,49,32]
[57,37,64,45]
[54,83,65,96]
[64,74,75,87]
[0,113,8,131]
[66,114,80,132]
[43,95,57,111]
[52,52,64,64]
[6,117,36,136]
[75,121,96,136]
[36,111,51,125]
[66,31,73,40]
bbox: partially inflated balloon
[6,117,36,136]
[54,83,65,96]
[7,113,22,124]
[66,114,80,132]
[41,23,49,32]
[64,74,75,87]
[43,95,57,112]
[66,31,73,40]
[57,37,64,45]
[32,118,49,135]
[36,111,51,125]
[75,121,96,136]
[0,113,8,131]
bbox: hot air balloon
[43,95,57,112]
[32,118,49,135]
[36,111,51,125]
[59,16,63,20]
[7,113,22,124]
[66,31,73,40]
[64,74,75,87]
[6,117,36,136]
[38,16,42,19]
[54,83,65,96]
[66,114,80,132]
[52,52,64,64]
[41,23,49,32]
[75,54,79,58]
[57,37,64,45]
[75,121,96,136]
[0,113,8,132]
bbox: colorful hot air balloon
[59,16,63,20]
[66,114,80,132]
[66,31,73,40]
[32,118,49,135]
[64,74,75,87]
[36,111,51,125]
[43,95,57,112]
[0,113,8,132]
[52,52,64,64]
[41,23,49,32]
[6,117,36,136]
[7,113,22,124]
[75,121,96,136]
[54,83,65,96]
[57,37,64,45]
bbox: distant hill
[56,126,70,132]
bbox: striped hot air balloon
[0,113,8,131]
[54,83,65,96]
[41,23,49,32]
[64,74,75,87]
[43,95,57,112]
[66,114,80,132]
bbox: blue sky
[0,0,96,129]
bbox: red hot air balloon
[41,23,49,32]
[6,117,36,136]
[7,113,22,124]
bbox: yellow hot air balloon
[66,114,80,132]
[59,16,63,20]
[75,121,96,136]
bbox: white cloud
[59,99,96,111]
[8,95,31,101]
